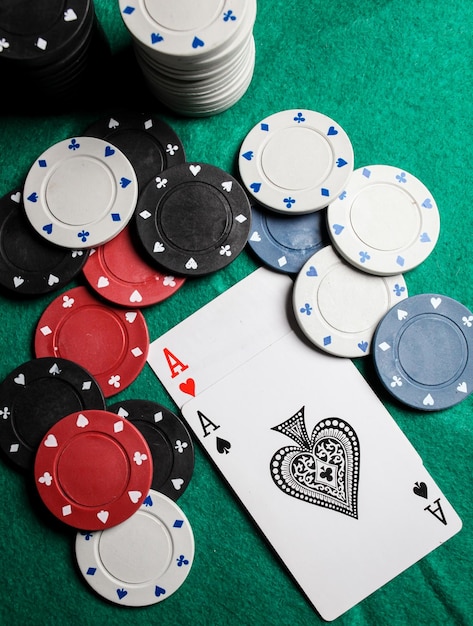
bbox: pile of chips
[0,110,252,401]
[237,108,473,412]
[0,0,259,118]
[0,110,255,606]
[118,0,257,116]
[0,0,110,110]
[0,356,196,605]
[1,98,472,608]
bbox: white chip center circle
[317,264,390,333]
[46,157,115,226]
[349,184,420,251]
[98,511,173,584]
[144,0,223,31]
[261,127,332,191]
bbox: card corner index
[146,266,294,407]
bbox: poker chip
[373,293,473,411]
[0,0,110,109]
[119,0,248,58]
[0,187,89,296]
[108,399,194,500]
[247,202,330,274]
[34,409,153,530]
[118,0,257,116]
[293,245,409,357]
[83,112,186,191]
[23,136,138,249]
[238,109,354,214]
[135,162,252,276]
[0,357,105,471]
[82,226,186,308]
[0,0,92,62]
[74,489,194,606]
[138,33,256,117]
[327,165,440,276]
[34,286,149,397]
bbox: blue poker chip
[373,293,473,411]
[247,202,330,274]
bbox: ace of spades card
[147,269,462,621]
[179,331,462,621]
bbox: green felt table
[0,1,472,625]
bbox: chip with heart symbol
[81,225,185,308]
[270,407,360,518]
[134,162,252,276]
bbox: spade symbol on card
[413,481,428,499]
[270,407,360,518]
[216,437,231,454]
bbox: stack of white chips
[118,0,257,116]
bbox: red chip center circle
[57,432,130,507]
[100,230,159,285]
[55,305,127,374]
[34,286,150,397]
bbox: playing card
[147,268,293,408]
[180,331,462,621]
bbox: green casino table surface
[0,1,472,624]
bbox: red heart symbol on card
[179,378,196,397]
[271,408,360,518]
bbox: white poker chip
[142,40,255,117]
[118,0,247,59]
[327,164,440,276]
[238,109,354,214]
[118,0,256,116]
[130,0,256,70]
[75,489,194,606]
[23,136,138,249]
[293,245,409,357]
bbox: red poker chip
[34,409,153,530]
[82,225,185,307]
[34,286,149,397]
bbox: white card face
[181,331,462,621]
[147,268,293,408]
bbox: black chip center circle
[0,0,65,36]
[157,182,231,252]
[12,377,85,451]
[397,315,467,386]
[134,420,174,487]
[3,209,65,271]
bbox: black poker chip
[0,187,90,296]
[0,0,92,64]
[0,0,111,111]
[108,399,194,501]
[83,112,186,192]
[0,357,106,471]
[134,162,252,276]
